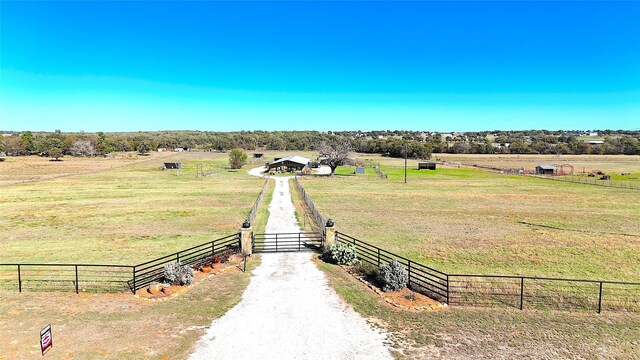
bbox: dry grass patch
[435,153,640,174]
[0,152,179,187]
[0,256,260,360]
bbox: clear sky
[1,1,639,132]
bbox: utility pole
[404,142,408,184]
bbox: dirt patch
[342,265,445,312]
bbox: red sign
[40,324,52,355]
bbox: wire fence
[535,174,640,190]
[0,264,133,293]
[293,176,327,230]
[248,179,270,225]
[336,231,640,313]
[439,161,640,190]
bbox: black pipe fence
[336,231,640,313]
[336,232,448,303]
[0,264,133,293]
[448,274,640,313]
[131,233,240,292]
[252,232,324,253]
[0,233,241,295]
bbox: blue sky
[1,1,639,132]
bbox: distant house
[174,147,190,152]
[157,148,168,152]
[535,165,556,175]
[587,140,604,145]
[267,156,310,173]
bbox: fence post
[275,233,278,252]
[176,253,180,263]
[212,240,215,257]
[17,265,21,293]
[598,281,603,314]
[446,274,450,304]
[377,248,381,267]
[298,233,301,251]
[75,265,79,294]
[324,220,336,250]
[407,261,412,286]
[132,266,136,294]
[520,277,524,310]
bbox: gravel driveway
[188,177,392,360]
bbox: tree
[49,147,63,161]
[20,131,37,154]
[137,140,151,155]
[228,148,248,169]
[316,137,353,176]
[70,141,96,157]
[4,136,27,156]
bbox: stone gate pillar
[324,219,336,250]
[240,220,253,256]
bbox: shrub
[162,262,194,286]
[379,259,408,292]
[323,243,358,265]
[229,148,248,169]
[355,261,380,279]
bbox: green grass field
[318,260,640,359]
[299,154,640,282]
[0,152,264,264]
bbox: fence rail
[253,232,324,253]
[440,161,640,190]
[132,233,240,292]
[0,233,241,295]
[248,179,270,225]
[336,232,448,303]
[0,264,133,293]
[335,231,640,313]
[294,177,327,230]
[536,174,640,190]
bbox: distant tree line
[1,129,639,158]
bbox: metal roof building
[267,156,310,172]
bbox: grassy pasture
[0,152,264,264]
[318,260,640,359]
[0,152,175,187]
[0,257,260,360]
[299,153,640,282]
[0,151,270,359]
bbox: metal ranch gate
[252,232,324,253]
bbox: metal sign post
[40,324,52,355]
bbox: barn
[267,156,310,173]
[535,165,556,175]
[418,162,437,170]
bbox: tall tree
[316,138,353,176]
